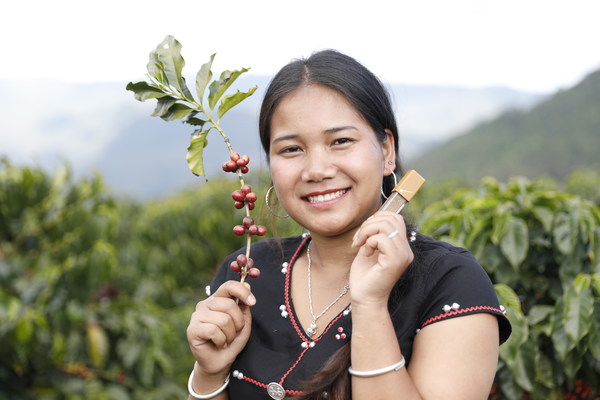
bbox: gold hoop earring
[380,171,398,200]
[265,186,289,219]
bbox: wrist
[349,297,389,313]
[190,362,230,397]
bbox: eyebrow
[271,126,358,144]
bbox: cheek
[269,159,294,188]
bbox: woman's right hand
[186,280,255,376]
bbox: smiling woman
[186,50,511,400]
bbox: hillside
[0,77,543,199]
[409,68,600,183]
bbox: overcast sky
[3,0,600,93]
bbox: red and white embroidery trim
[421,305,506,328]
[235,235,350,396]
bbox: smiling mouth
[305,189,348,204]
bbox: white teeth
[307,190,347,203]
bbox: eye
[279,145,302,154]
[333,137,353,146]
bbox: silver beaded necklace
[305,242,350,337]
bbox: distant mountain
[0,76,544,199]
[409,68,600,183]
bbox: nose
[301,148,336,182]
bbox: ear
[382,129,397,176]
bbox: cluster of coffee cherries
[229,253,260,278]
[222,152,250,174]
[224,151,267,280]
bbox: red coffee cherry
[230,261,241,272]
[236,254,247,267]
[241,184,252,194]
[247,202,255,210]
[240,166,249,174]
[230,152,240,162]
[248,225,258,235]
[232,190,245,201]
[245,192,257,203]
[234,201,245,209]
[243,216,254,228]
[248,268,261,278]
[226,160,237,171]
[256,225,267,236]
[233,225,246,236]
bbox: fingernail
[247,294,256,306]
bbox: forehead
[270,84,365,135]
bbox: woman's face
[268,84,395,238]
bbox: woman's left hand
[349,211,414,305]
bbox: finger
[353,213,405,248]
[202,308,244,344]
[212,280,256,307]
[187,315,228,349]
[202,297,246,332]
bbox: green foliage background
[1,157,599,399]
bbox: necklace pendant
[267,382,286,399]
[306,321,317,337]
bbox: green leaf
[146,50,166,83]
[184,112,207,127]
[160,103,195,121]
[208,68,249,110]
[591,227,600,274]
[186,130,210,176]
[150,35,188,95]
[196,54,215,105]
[495,283,523,314]
[592,273,600,296]
[151,96,177,117]
[218,86,258,119]
[562,274,593,343]
[86,322,109,368]
[527,305,554,325]
[534,351,554,390]
[588,304,600,359]
[125,81,169,101]
[499,216,529,269]
[491,210,510,245]
[532,206,554,233]
[553,212,578,255]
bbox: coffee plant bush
[0,159,188,399]
[3,156,599,399]
[0,159,301,399]
[419,176,600,399]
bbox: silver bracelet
[348,355,406,377]
[187,366,230,399]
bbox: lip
[302,188,350,208]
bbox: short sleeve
[418,251,511,344]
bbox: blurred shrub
[2,157,599,399]
[420,176,600,399]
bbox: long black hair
[258,49,412,400]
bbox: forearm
[350,302,422,400]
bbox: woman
[186,50,511,400]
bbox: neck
[307,229,358,274]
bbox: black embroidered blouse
[207,234,511,399]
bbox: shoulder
[408,234,512,342]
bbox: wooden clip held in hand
[379,170,426,214]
